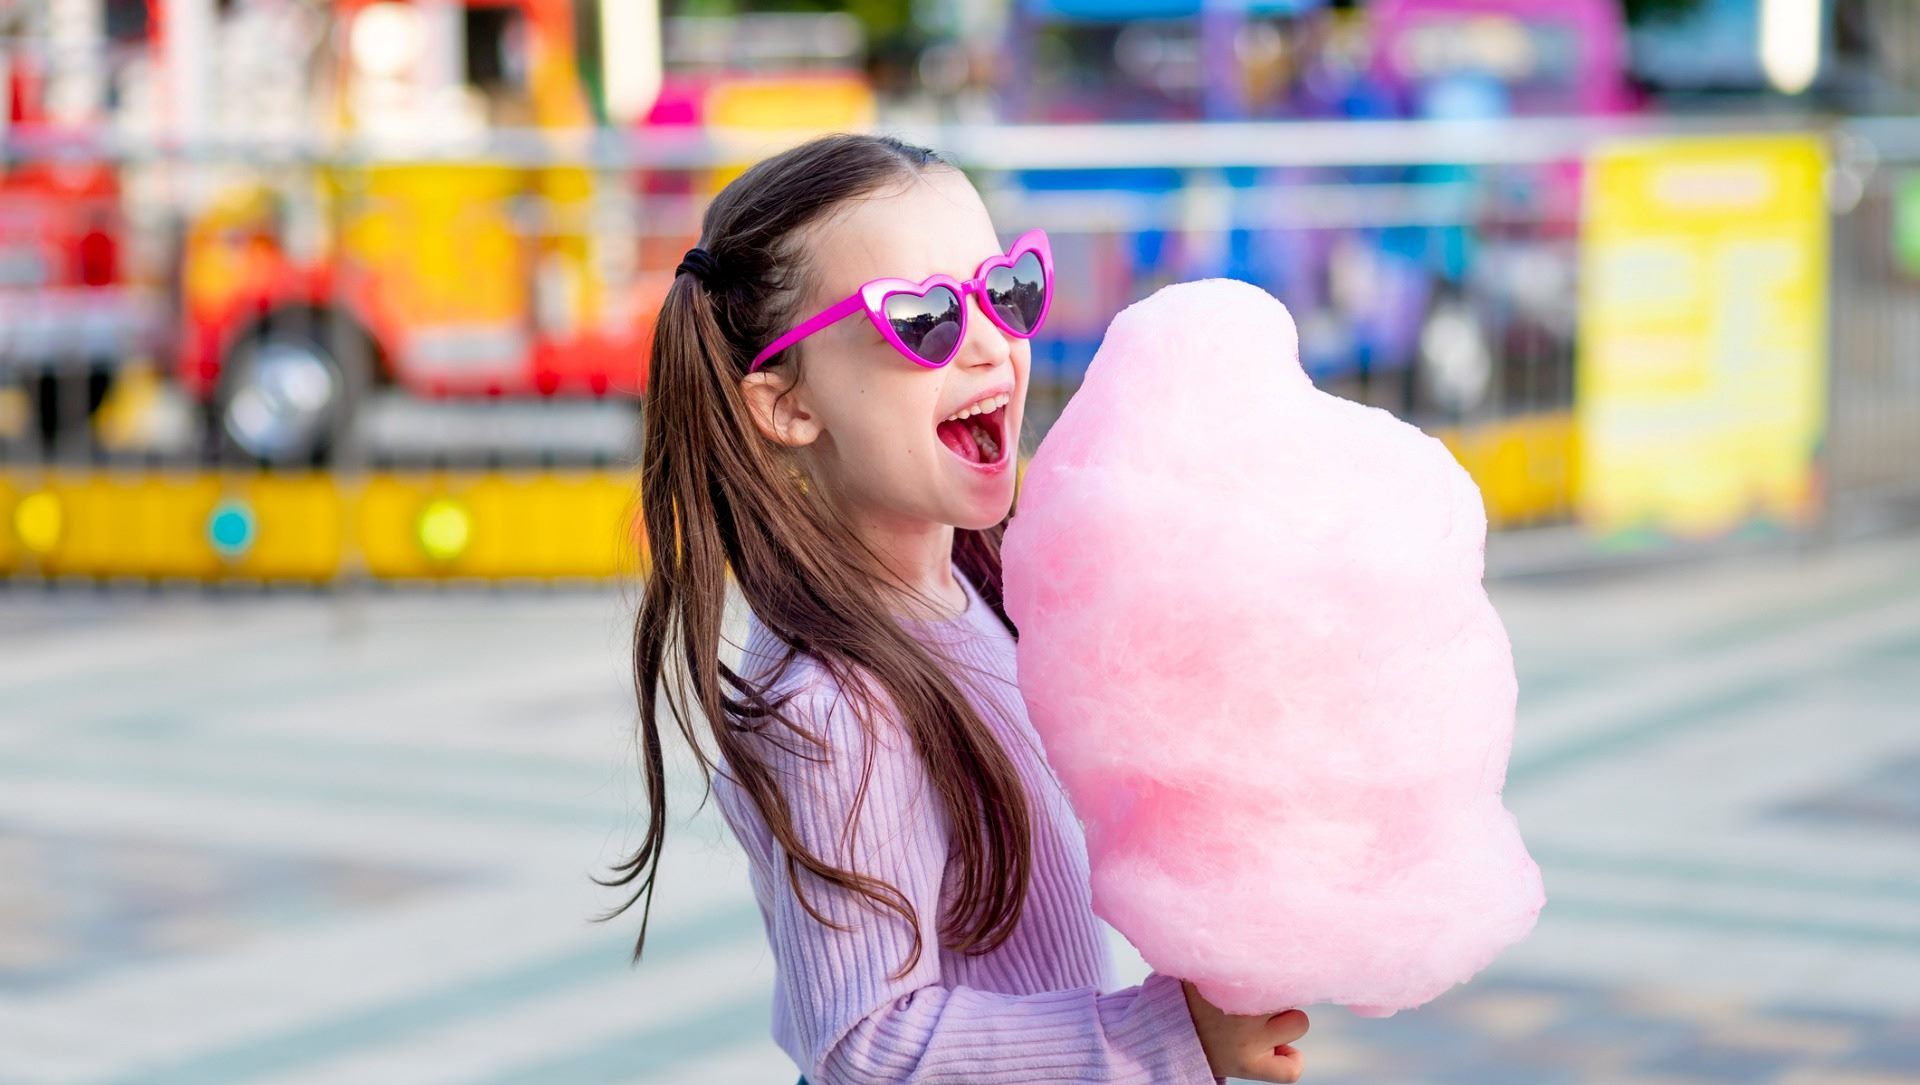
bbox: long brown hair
[600,133,1033,982]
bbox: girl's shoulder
[730,560,1002,754]
[736,607,896,747]
[737,603,803,690]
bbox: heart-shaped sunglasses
[747,228,1053,373]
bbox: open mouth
[935,397,1009,466]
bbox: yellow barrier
[1,411,1572,582]
[1433,410,1579,529]
[2,469,645,582]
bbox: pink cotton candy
[1002,278,1545,1019]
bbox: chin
[951,488,1016,531]
[952,512,1007,533]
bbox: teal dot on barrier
[208,500,256,558]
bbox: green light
[416,497,472,562]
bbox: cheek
[823,392,940,467]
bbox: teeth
[943,392,1009,424]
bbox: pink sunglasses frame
[747,227,1053,373]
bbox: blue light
[208,499,256,558]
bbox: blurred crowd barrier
[1,116,1916,584]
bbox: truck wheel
[210,313,370,467]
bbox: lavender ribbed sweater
[712,563,1224,1085]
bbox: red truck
[1,32,157,456]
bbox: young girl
[604,133,1310,1085]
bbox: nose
[955,284,1015,370]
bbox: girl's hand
[1180,978,1309,1083]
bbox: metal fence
[1827,120,1920,520]
[2,117,1917,581]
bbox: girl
[604,133,1310,1085]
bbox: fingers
[1265,1007,1310,1046]
[1233,1009,1307,1083]
[1249,1043,1304,1084]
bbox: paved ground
[1,528,1916,1085]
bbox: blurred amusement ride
[2,0,1918,583]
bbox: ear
[739,370,824,448]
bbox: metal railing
[3,115,1916,581]
[1827,125,1920,516]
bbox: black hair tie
[676,246,727,289]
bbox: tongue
[937,417,980,461]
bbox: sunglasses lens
[884,285,963,365]
[984,251,1048,335]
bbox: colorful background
[3,1,1918,1083]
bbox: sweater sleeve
[730,676,1222,1085]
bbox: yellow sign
[1575,133,1829,540]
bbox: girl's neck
[844,507,965,621]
